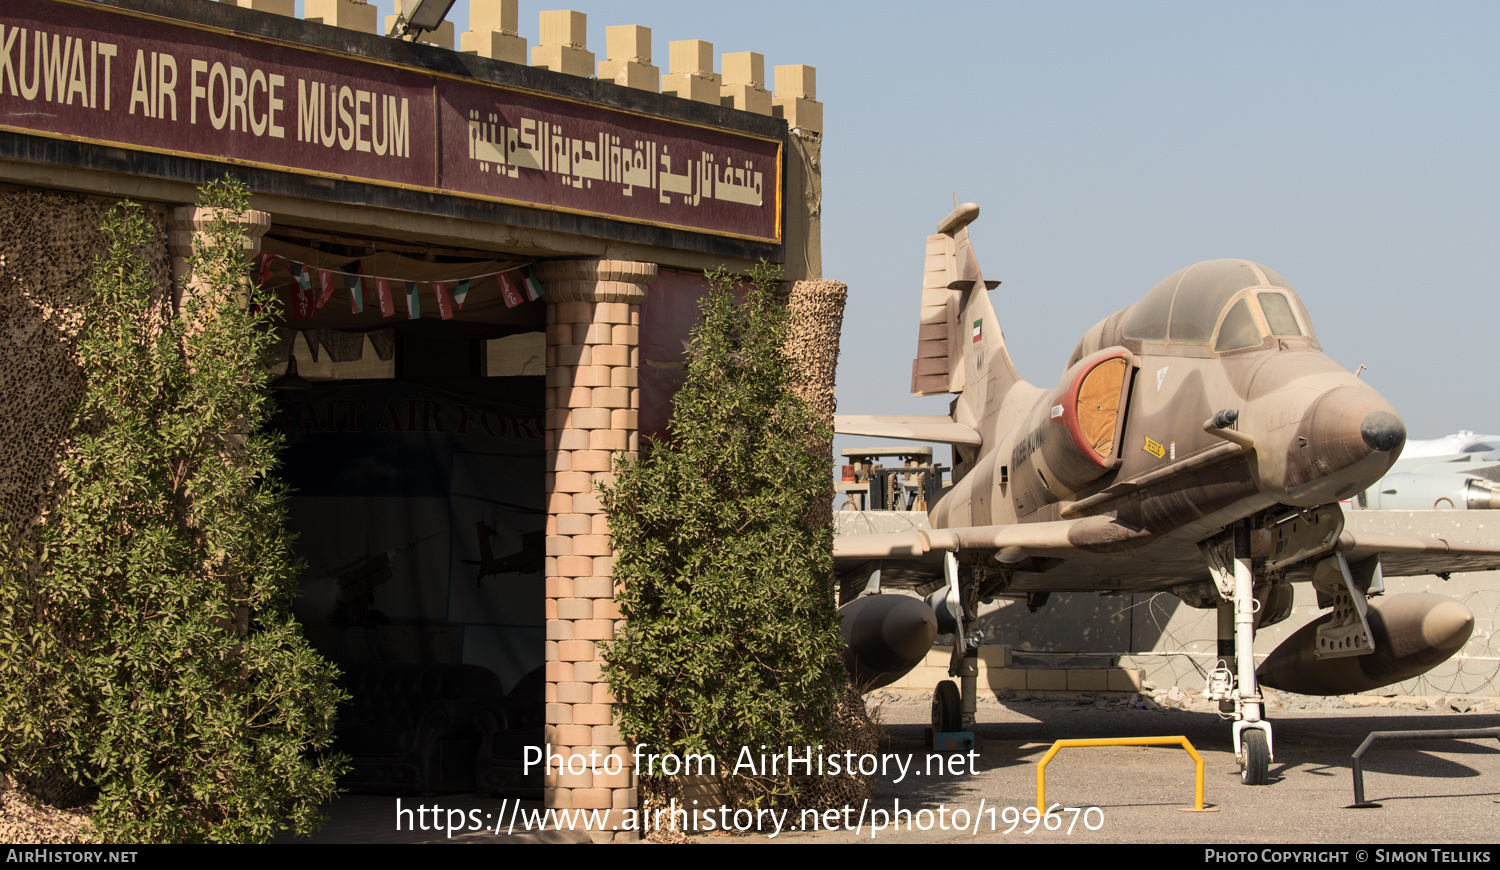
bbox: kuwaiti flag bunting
[287,262,315,321]
[433,281,454,320]
[405,281,421,319]
[521,266,544,301]
[375,276,395,318]
[264,255,546,319]
[496,272,523,308]
[315,269,337,308]
[255,252,275,285]
[349,264,365,315]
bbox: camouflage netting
[0,188,172,842]
[0,190,173,541]
[782,279,848,529]
[781,281,879,812]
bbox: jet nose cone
[1284,384,1405,503]
[1361,411,1406,453]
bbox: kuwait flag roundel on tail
[972,318,983,344]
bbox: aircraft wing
[833,415,982,446]
[1335,531,1500,578]
[833,516,1148,562]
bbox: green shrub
[0,180,345,842]
[600,263,845,807]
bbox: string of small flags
[254,252,544,321]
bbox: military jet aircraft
[1348,432,1500,511]
[834,203,1500,785]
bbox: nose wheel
[1206,521,1275,786]
[1240,729,1270,785]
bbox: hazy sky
[323,1,1499,452]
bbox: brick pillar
[537,258,654,843]
[167,205,271,317]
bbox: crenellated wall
[223,0,822,133]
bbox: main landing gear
[931,552,980,737]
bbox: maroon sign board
[0,0,782,242]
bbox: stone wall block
[592,387,630,409]
[554,471,594,493]
[573,618,613,641]
[573,576,615,599]
[572,704,613,725]
[557,597,593,619]
[553,344,591,367]
[589,428,628,450]
[552,725,590,747]
[565,407,612,430]
[556,301,596,324]
[303,0,377,33]
[556,556,594,577]
[557,640,597,662]
[611,787,638,811]
[572,535,611,557]
[571,450,613,472]
[591,345,630,367]
[571,491,604,514]
[570,789,612,810]
[592,722,624,746]
[556,514,593,536]
[556,429,591,451]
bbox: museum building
[0,0,839,840]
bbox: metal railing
[1347,726,1500,807]
[1036,736,1212,812]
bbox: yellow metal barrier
[1036,736,1213,812]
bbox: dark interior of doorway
[269,227,547,798]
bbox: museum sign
[0,0,782,242]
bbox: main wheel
[1241,729,1269,785]
[932,680,961,733]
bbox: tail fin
[910,204,1023,419]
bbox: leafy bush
[600,263,845,807]
[0,180,345,842]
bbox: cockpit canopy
[1122,259,1320,354]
